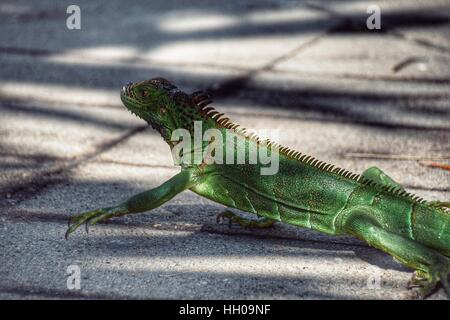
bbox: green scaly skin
[66,78,450,299]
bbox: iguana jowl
[66,78,450,299]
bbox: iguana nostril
[121,83,133,92]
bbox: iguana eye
[140,90,149,98]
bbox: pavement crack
[305,2,450,55]
[208,29,330,98]
[390,30,450,55]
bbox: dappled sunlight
[1,0,449,300]
[93,253,374,280]
[158,12,238,33]
[44,5,332,70]
[71,161,177,185]
[46,46,141,66]
[142,35,303,69]
[0,81,119,107]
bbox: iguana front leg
[65,169,198,239]
[341,208,450,299]
[216,210,276,228]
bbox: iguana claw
[65,205,128,239]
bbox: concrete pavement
[0,0,449,299]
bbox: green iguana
[66,78,450,299]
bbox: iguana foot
[342,208,450,300]
[407,263,450,299]
[216,210,276,228]
[65,205,126,239]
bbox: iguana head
[120,77,208,143]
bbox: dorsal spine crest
[194,97,434,207]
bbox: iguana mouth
[121,82,134,98]
[120,84,145,120]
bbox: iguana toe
[65,209,104,239]
[87,212,113,226]
[216,211,235,228]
